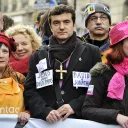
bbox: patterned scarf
[1,65,25,85]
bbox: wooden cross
[55,63,67,79]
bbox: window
[22,0,28,8]
[1,0,8,12]
[12,0,17,11]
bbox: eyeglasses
[89,15,108,22]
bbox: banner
[25,118,121,128]
[0,114,122,128]
[0,114,18,128]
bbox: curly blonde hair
[5,24,42,51]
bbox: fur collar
[90,62,110,77]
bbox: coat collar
[90,62,110,77]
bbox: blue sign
[34,0,57,10]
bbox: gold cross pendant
[55,63,67,79]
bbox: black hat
[84,3,111,27]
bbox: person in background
[34,11,45,34]
[1,15,14,32]
[24,4,101,123]
[0,32,30,125]
[0,12,3,32]
[39,10,52,45]
[81,2,111,63]
[5,24,42,76]
[82,20,128,128]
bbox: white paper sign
[36,70,53,89]
[73,71,91,88]
[36,58,47,73]
[87,85,94,95]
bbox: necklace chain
[55,49,74,65]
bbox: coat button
[61,90,65,95]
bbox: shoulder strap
[38,46,64,108]
[54,79,64,108]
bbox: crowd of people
[0,2,128,128]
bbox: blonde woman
[5,24,42,76]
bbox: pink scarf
[107,58,128,100]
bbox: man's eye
[53,22,59,25]
[101,16,108,20]
[65,21,70,24]
[91,17,97,21]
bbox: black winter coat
[82,63,128,124]
[24,38,101,121]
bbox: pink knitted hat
[109,20,128,46]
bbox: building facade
[1,0,128,36]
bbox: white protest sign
[72,71,91,88]
[36,70,53,89]
[36,58,47,73]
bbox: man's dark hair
[2,15,14,32]
[39,10,52,38]
[48,4,76,25]
[37,11,45,23]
